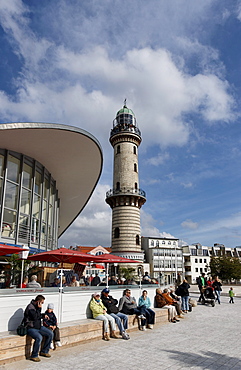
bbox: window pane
[48,204,53,226]
[22,163,32,189]
[2,209,16,238]
[31,218,39,243]
[19,215,30,241]
[5,181,19,209]
[50,183,55,205]
[7,155,20,183]
[41,223,46,246]
[44,177,49,199]
[35,171,42,194]
[42,200,47,222]
[33,194,40,218]
[20,188,31,214]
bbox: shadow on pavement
[162,349,241,369]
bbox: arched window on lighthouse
[117,145,120,154]
[134,163,137,172]
[116,182,120,191]
[133,146,136,155]
[135,182,138,190]
[114,227,120,238]
[136,235,140,245]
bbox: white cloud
[181,182,193,188]
[141,210,176,239]
[181,219,199,230]
[59,184,112,247]
[147,152,170,166]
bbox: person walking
[212,276,222,304]
[229,287,235,304]
[196,273,207,303]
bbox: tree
[3,254,41,287]
[209,256,241,282]
[119,267,136,281]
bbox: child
[229,287,234,304]
[43,303,62,349]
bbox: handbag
[17,320,28,336]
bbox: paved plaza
[2,292,241,370]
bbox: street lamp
[19,245,30,288]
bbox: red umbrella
[0,244,28,256]
[27,247,108,264]
[96,253,139,263]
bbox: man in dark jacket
[196,273,207,302]
[91,273,101,286]
[101,288,130,340]
[23,295,53,362]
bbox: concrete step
[0,308,168,365]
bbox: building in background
[142,236,183,285]
[105,103,146,272]
[0,123,102,253]
[181,242,210,284]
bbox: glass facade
[0,149,59,250]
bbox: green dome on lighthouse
[116,100,135,118]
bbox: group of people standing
[197,273,222,304]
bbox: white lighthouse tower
[105,102,146,262]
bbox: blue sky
[0,0,241,248]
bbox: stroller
[201,287,215,307]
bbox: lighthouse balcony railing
[110,124,141,137]
[106,187,146,198]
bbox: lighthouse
[105,102,146,262]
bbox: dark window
[114,227,120,238]
[134,163,137,172]
[135,182,138,189]
[117,145,120,154]
[136,235,140,245]
[133,146,136,154]
[116,182,120,190]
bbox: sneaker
[39,352,51,358]
[138,314,146,319]
[50,342,54,350]
[30,357,41,362]
[140,325,146,331]
[122,331,130,340]
[148,324,153,329]
[55,341,62,347]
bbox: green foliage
[209,256,241,281]
[119,267,136,281]
[3,254,41,287]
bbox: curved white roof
[0,123,103,236]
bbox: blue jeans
[110,312,128,333]
[143,308,155,325]
[215,290,221,304]
[181,296,189,311]
[27,326,53,358]
[133,306,147,326]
